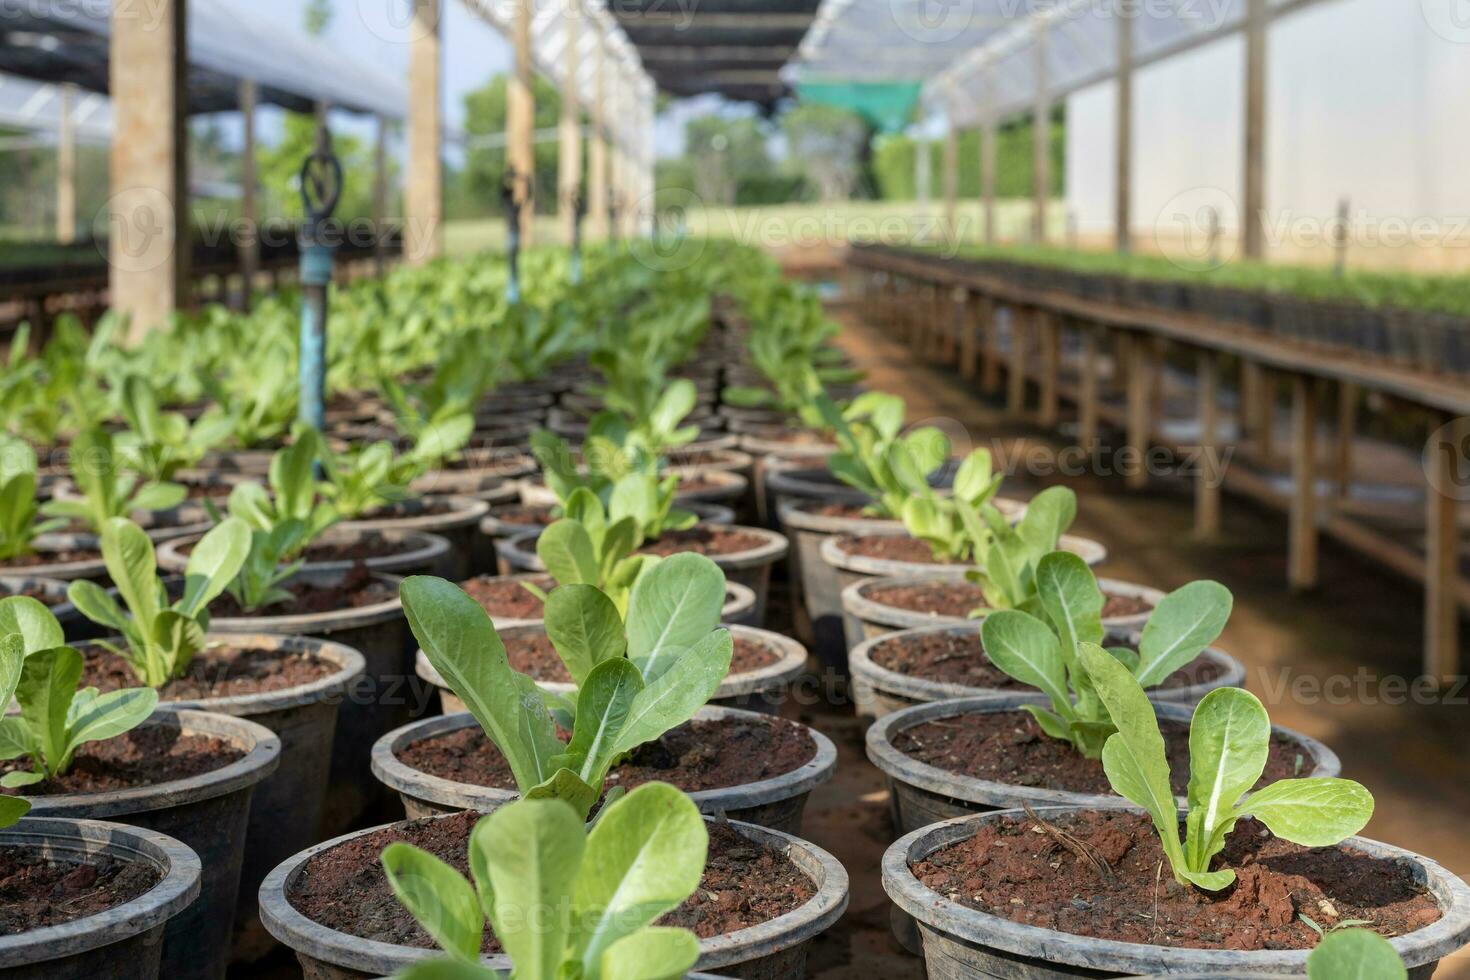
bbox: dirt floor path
[795,305,1470,980]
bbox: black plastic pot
[0,817,201,980]
[883,804,1470,978]
[371,704,837,835]
[20,709,279,980]
[0,574,81,635]
[340,495,491,580]
[259,812,848,979]
[0,534,107,581]
[157,526,450,578]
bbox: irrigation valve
[571,189,587,285]
[297,142,343,434]
[502,169,523,305]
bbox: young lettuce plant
[401,552,732,819]
[382,783,706,980]
[42,428,188,533]
[817,391,951,518]
[898,447,1004,562]
[322,410,474,518]
[1080,644,1373,891]
[219,433,340,550]
[981,551,1232,758]
[1307,929,1406,980]
[0,436,65,562]
[0,615,158,789]
[66,517,250,686]
[966,485,1078,614]
[113,375,232,482]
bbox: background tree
[781,103,869,202]
[462,74,564,214]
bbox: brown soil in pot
[485,504,554,528]
[0,727,245,795]
[802,502,883,521]
[870,631,1223,692]
[0,548,102,571]
[0,849,163,935]
[206,564,395,618]
[459,574,553,620]
[79,644,338,701]
[675,475,736,495]
[865,581,1153,620]
[396,715,817,795]
[177,535,411,563]
[891,710,1307,797]
[182,481,235,499]
[504,633,781,684]
[638,526,770,559]
[287,810,814,953]
[909,810,1441,951]
[836,535,958,565]
[356,498,461,521]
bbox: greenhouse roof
[0,0,406,118]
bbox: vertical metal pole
[1115,10,1133,254]
[56,83,76,245]
[374,114,389,277]
[982,70,997,246]
[239,79,259,309]
[298,134,342,434]
[1243,0,1268,260]
[503,174,522,304]
[1032,23,1051,244]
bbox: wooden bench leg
[1195,349,1222,538]
[1424,413,1463,684]
[1288,375,1320,590]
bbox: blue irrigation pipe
[297,146,342,435]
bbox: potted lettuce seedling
[65,516,250,686]
[42,427,188,535]
[387,553,733,820]
[381,783,706,980]
[818,391,951,520]
[0,435,68,571]
[113,375,233,483]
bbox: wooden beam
[557,0,583,246]
[406,0,443,264]
[943,85,959,244]
[1424,414,1463,683]
[1334,381,1357,498]
[238,79,259,308]
[587,31,609,240]
[109,0,189,340]
[1243,0,1268,259]
[508,0,536,246]
[1288,375,1320,590]
[1032,25,1051,244]
[1115,12,1133,254]
[960,292,979,381]
[1078,326,1100,450]
[1038,311,1060,428]
[373,114,389,277]
[1008,307,1029,415]
[982,71,997,245]
[1195,349,1222,537]
[56,83,76,246]
[1125,334,1151,489]
[982,296,1002,393]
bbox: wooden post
[1038,311,1060,428]
[373,114,388,276]
[1424,414,1463,683]
[1115,10,1133,254]
[982,297,1002,393]
[1032,25,1051,243]
[1125,335,1151,489]
[982,71,997,246]
[587,30,609,241]
[109,0,189,340]
[56,83,77,245]
[238,79,259,307]
[1078,326,1100,449]
[558,0,582,246]
[406,0,443,264]
[507,0,536,246]
[1334,382,1357,498]
[1257,370,1276,461]
[1007,308,1028,415]
[1195,349,1222,537]
[1243,0,1268,260]
[960,292,979,381]
[1288,376,1319,590]
[942,84,959,244]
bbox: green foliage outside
[462,74,566,215]
[872,114,1065,201]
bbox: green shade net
[795,81,923,134]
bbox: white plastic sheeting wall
[1064,0,1470,267]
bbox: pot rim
[370,703,837,814]
[819,526,1100,579]
[849,623,1247,708]
[339,493,491,534]
[19,708,281,820]
[73,632,368,716]
[737,433,837,460]
[0,816,202,966]
[414,622,807,702]
[865,694,1341,810]
[1,533,108,580]
[881,803,1470,974]
[0,574,78,621]
[208,570,405,633]
[842,574,1162,632]
[499,525,789,574]
[258,810,848,975]
[157,526,450,577]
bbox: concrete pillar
[238,79,259,308]
[406,0,443,264]
[557,0,582,246]
[507,0,536,246]
[109,0,189,340]
[1032,25,1050,244]
[1115,11,1133,254]
[56,83,76,245]
[587,32,609,240]
[1243,0,1267,259]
